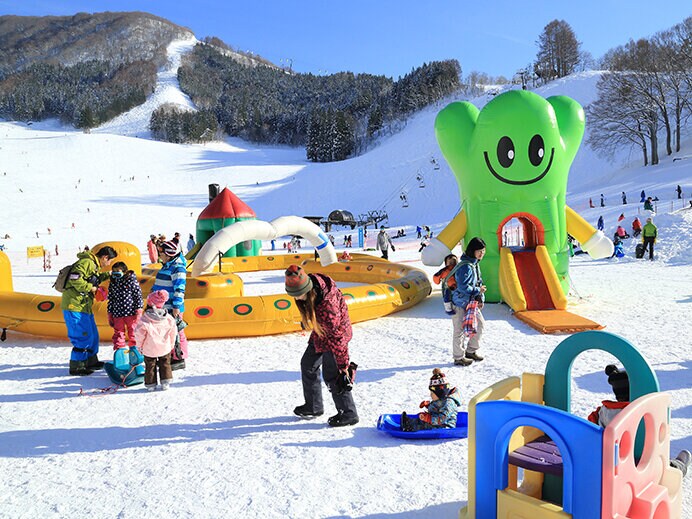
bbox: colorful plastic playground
[458,330,684,518]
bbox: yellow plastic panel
[497,489,571,519]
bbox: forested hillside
[0,12,191,127]
[177,43,461,160]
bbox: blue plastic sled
[104,346,145,386]
[376,412,468,439]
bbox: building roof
[198,187,256,220]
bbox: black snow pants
[300,341,358,419]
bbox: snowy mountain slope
[94,36,199,138]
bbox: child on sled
[401,368,462,431]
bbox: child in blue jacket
[401,368,462,431]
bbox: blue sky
[2,1,690,79]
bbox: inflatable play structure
[423,90,614,333]
[0,221,431,341]
[192,185,262,258]
[460,330,684,519]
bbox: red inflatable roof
[198,187,256,220]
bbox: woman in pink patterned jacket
[285,265,359,427]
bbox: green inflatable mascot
[423,90,612,322]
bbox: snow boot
[465,352,484,362]
[327,411,359,427]
[170,359,186,371]
[69,360,94,376]
[670,449,691,477]
[454,357,472,366]
[293,404,324,419]
[86,354,105,370]
[401,412,411,432]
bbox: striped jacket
[151,254,187,312]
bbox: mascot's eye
[528,134,545,167]
[496,136,514,168]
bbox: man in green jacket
[641,217,658,261]
[62,246,117,375]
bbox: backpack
[53,263,77,293]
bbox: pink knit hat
[147,290,169,309]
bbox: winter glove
[421,238,452,266]
[107,312,114,327]
[582,231,614,259]
[347,362,358,384]
[444,302,455,315]
[419,412,432,424]
[419,400,431,409]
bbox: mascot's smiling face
[434,90,585,201]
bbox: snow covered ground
[0,40,690,518]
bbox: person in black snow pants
[286,265,359,427]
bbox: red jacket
[306,274,352,368]
[147,240,158,263]
[433,265,457,291]
[587,400,629,427]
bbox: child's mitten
[419,400,430,409]
[419,412,432,424]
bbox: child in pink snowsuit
[107,261,143,350]
[135,290,177,391]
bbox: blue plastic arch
[475,400,602,519]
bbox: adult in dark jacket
[449,237,487,366]
[61,246,117,375]
[286,265,359,427]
